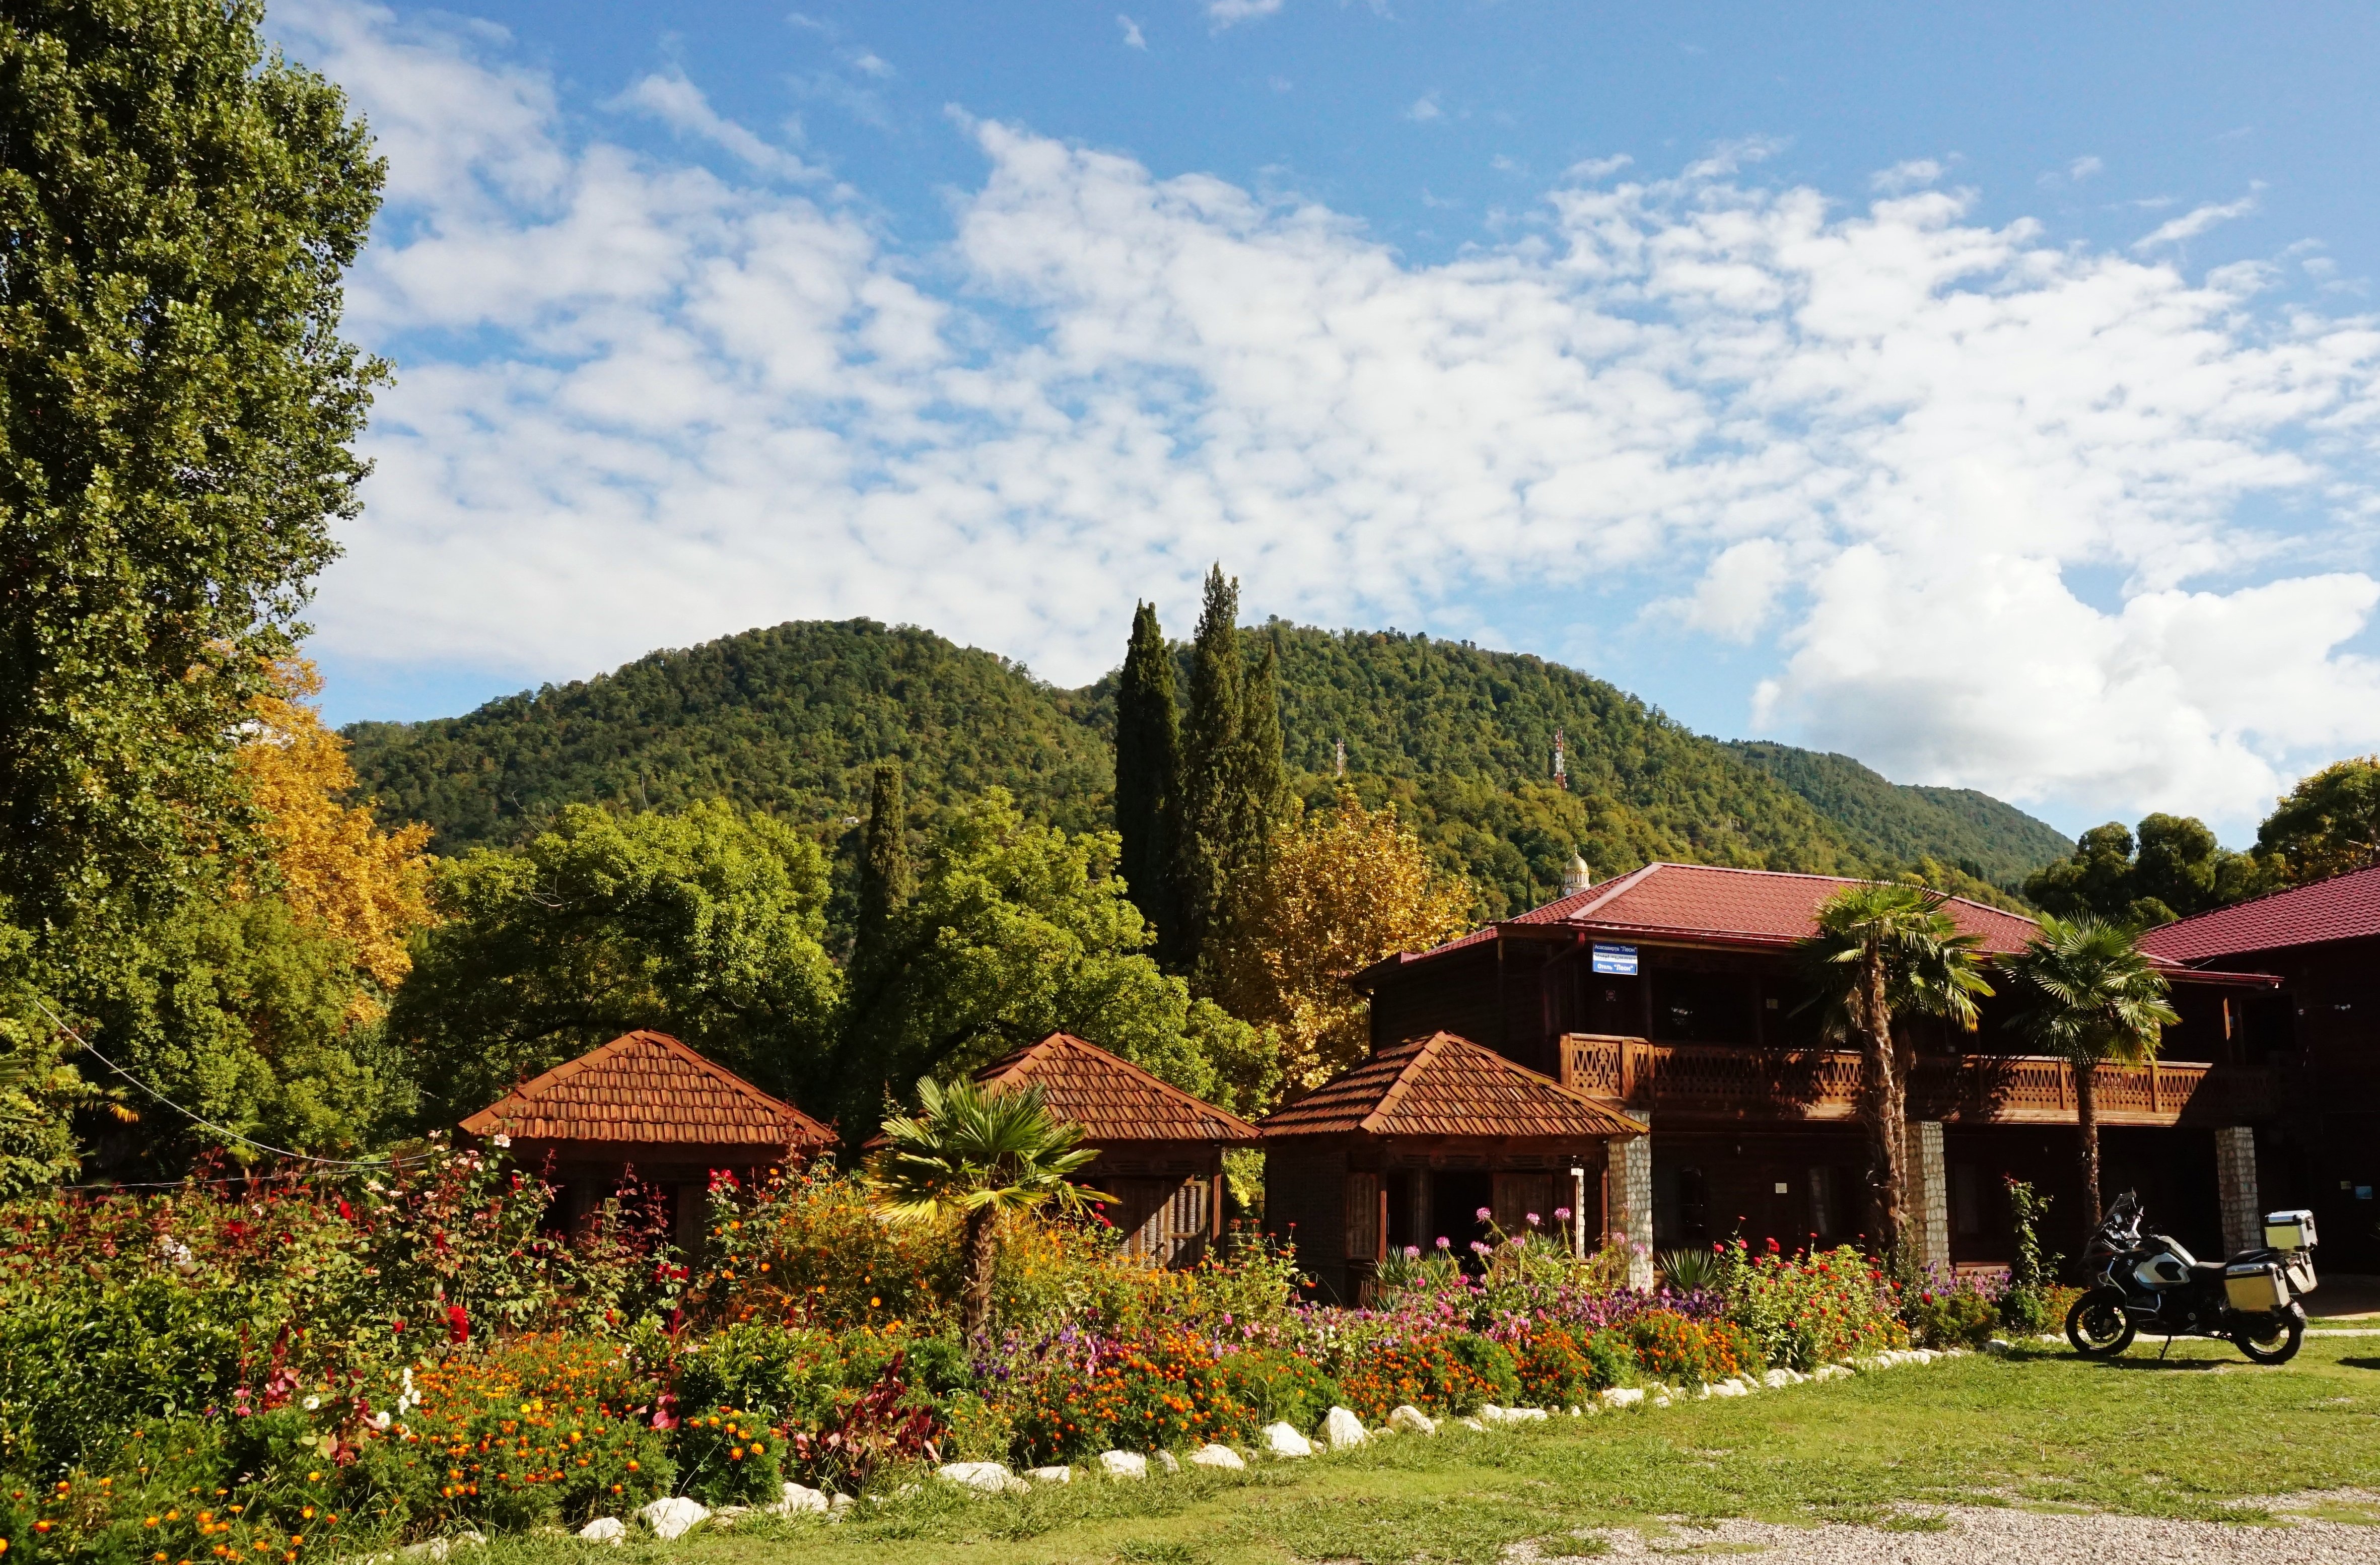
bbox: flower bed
[2,1156,1951,1552]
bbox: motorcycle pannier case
[2225,1261,2288,1313]
[2265,1209,2319,1250]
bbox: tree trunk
[1856,940,1905,1255]
[2075,1058,2102,1242]
[960,1205,999,1337]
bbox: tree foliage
[834,791,1271,1125]
[1113,601,1180,954]
[1,0,383,928]
[2022,814,2262,926]
[1218,789,1475,1100]
[238,661,434,992]
[2255,756,2380,886]
[388,801,842,1128]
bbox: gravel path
[1513,1492,2380,1563]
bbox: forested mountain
[1722,741,2075,889]
[345,619,2071,918]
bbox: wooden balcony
[1558,1034,2271,1128]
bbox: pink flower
[1555,1207,1571,1221]
[1475,1206,1493,1222]
[1525,1212,1541,1227]
[1434,1236,1451,1250]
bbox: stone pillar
[1606,1133,1654,1290]
[2215,1126,2260,1258]
[1906,1120,1952,1275]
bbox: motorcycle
[2065,1192,2319,1365]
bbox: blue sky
[281,0,2380,841]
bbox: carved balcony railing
[1558,1034,2270,1127]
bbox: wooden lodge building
[1338,860,2282,1276]
[1261,1030,1645,1303]
[459,1029,833,1251]
[972,1032,1261,1267]
[2141,864,2380,1270]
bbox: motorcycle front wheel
[2066,1287,2136,1357]
[2233,1304,2305,1365]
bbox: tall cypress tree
[855,759,912,959]
[1173,567,1245,976]
[1232,640,1288,862]
[1114,602,1180,954]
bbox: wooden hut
[1259,1030,1648,1304]
[460,1030,832,1251]
[973,1032,1261,1267]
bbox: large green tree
[2256,757,2380,886]
[389,801,842,1127]
[2003,915,2177,1232]
[2023,813,2260,926]
[834,789,1269,1128]
[2,0,383,928]
[1799,884,1993,1254]
[1170,569,1287,981]
[1113,601,1180,955]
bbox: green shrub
[1011,1335,1247,1463]
[1509,1325,1634,1406]
[674,1320,844,1430]
[1906,1277,2001,1350]
[669,1405,783,1506]
[1443,1333,1521,1407]
[1217,1348,1341,1430]
[1713,1240,1904,1371]
[1329,1333,1511,1421]
[1625,1310,1756,1385]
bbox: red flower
[444,1305,469,1344]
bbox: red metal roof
[460,1031,832,1149]
[2138,865,2380,962]
[974,1033,1261,1144]
[1259,1031,1646,1140]
[1356,863,2052,992]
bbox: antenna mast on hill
[1553,728,1567,790]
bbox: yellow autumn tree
[1219,789,1476,1100]
[236,660,435,993]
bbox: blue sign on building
[1590,943,1638,976]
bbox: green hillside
[1724,741,2072,888]
[345,619,2070,919]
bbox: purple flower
[1555,1206,1572,1220]
[1476,1206,1493,1222]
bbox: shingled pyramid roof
[974,1033,1261,1144]
[460,1030,832,1150]
[1259,1031,1646,1141]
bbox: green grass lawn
[480,1338,2380,1565]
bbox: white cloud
[1404,93,1441,123]
[1206,0,1283,27]
[1117,13,1146,48]
[285,2,2380,830]
[1870,159,1943,194]
[612,71,820,180]
[2133,189,2261,251]
[2069,154,2104,181]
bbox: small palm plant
[1799,883,1993,1255]
[2003,916,2177,1230]
[867,1074,1110,1335]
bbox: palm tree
[1800,884,1993,1255]
[2003,915,2178,1234]
[867,1074,1110,1334]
